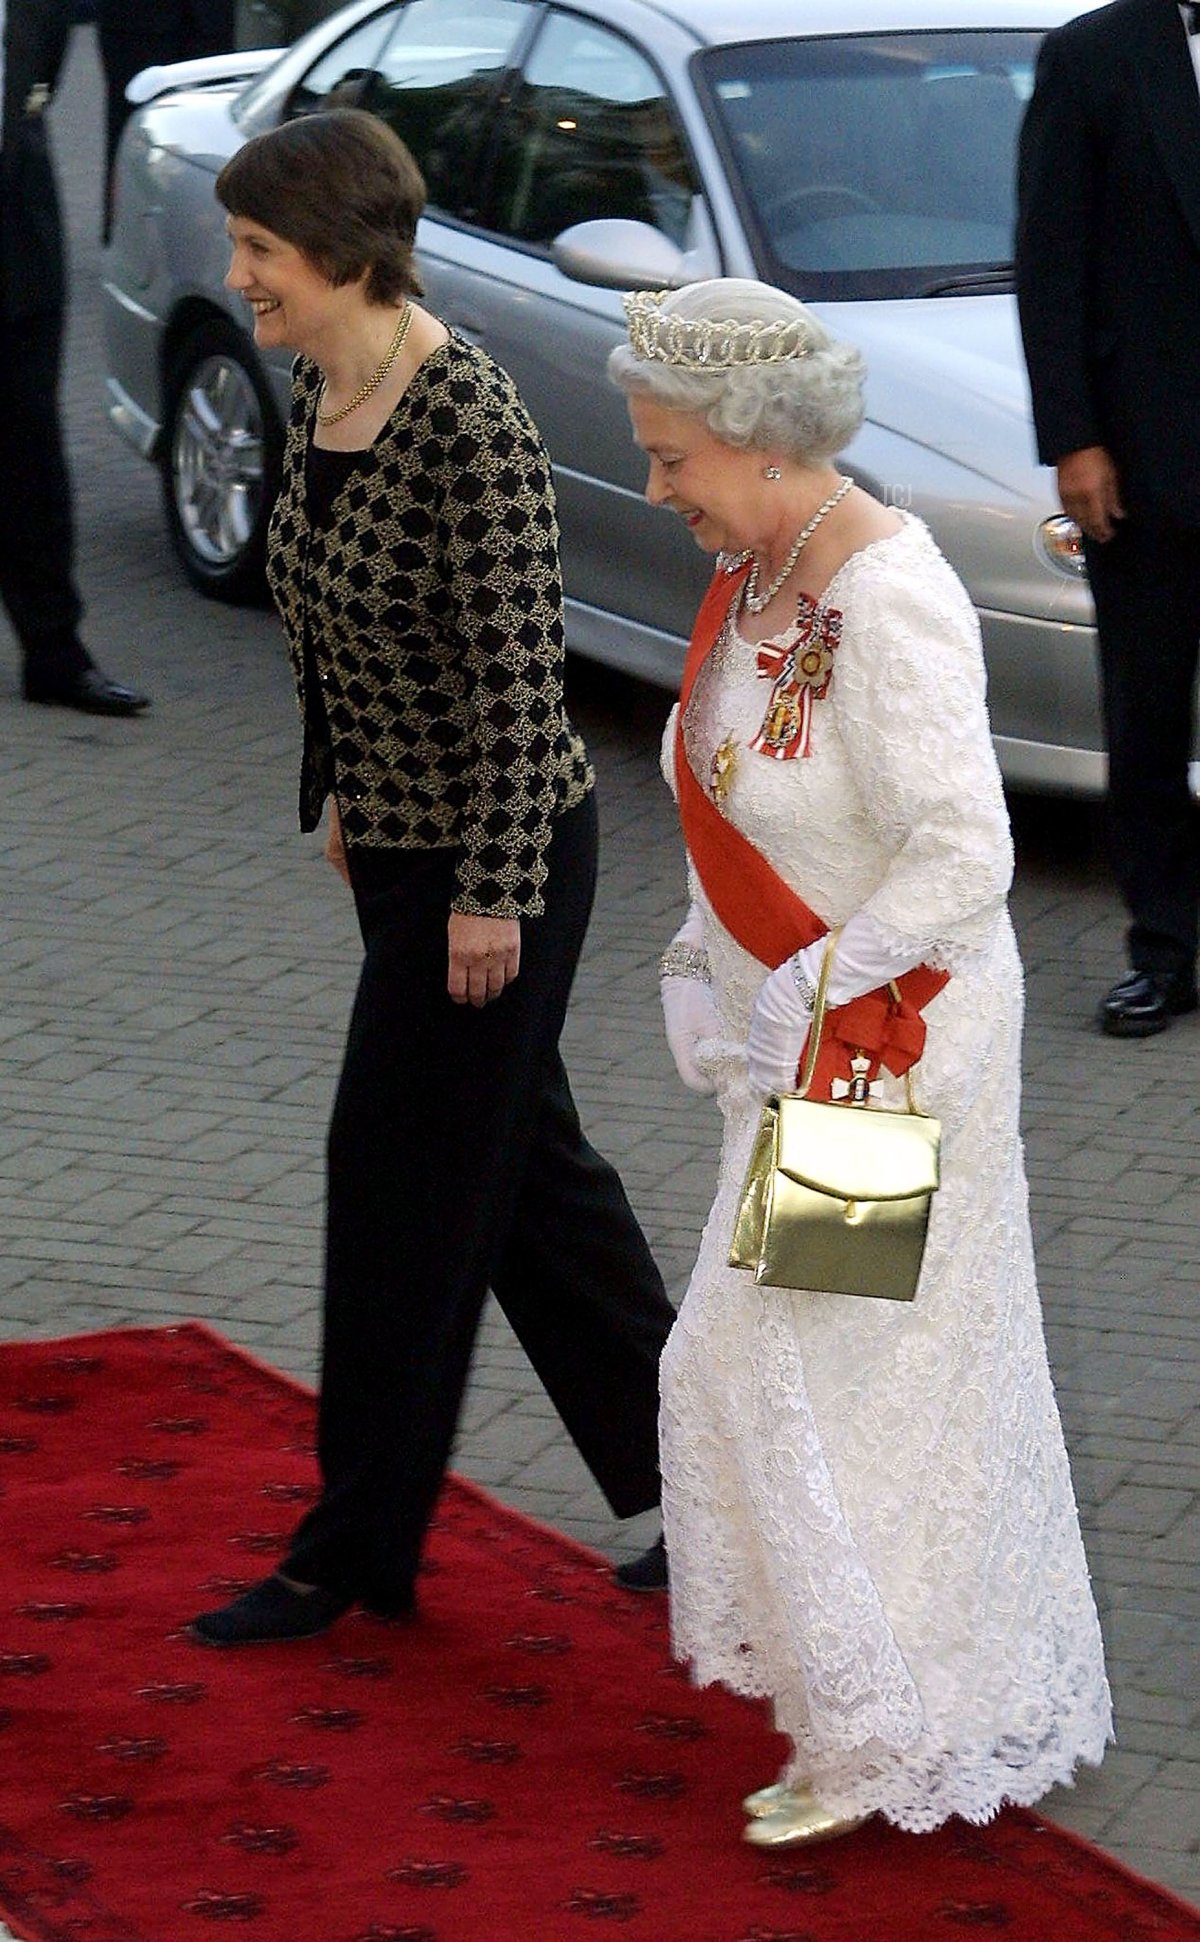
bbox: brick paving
[0,26,1195,1912]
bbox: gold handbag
[729,933,941,1301]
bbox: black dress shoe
[613,1534,667,1593]
[1098,970,1199,1038]
[23,665,150,716]
[359,1587,417,1623]
[188,1574,352,1645]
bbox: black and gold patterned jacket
[267,338,593,919]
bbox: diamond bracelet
[659,943,712,984]
[790,962,817,1009]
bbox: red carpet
[0,1325,1195,1942]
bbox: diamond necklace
[743,475,853,615]
[316,304,413,427]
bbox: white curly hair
[607,278,865,463]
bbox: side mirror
[552,219,693,291]
[125,48,283,103]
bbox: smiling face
[627,394,770,558]
[224,216,353,358]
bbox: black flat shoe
[360,1590,417,1623]
[188,1574,351,1645]
[613,1534,667,1593]
[23,665,150,716]
[1097,969,1199,1038]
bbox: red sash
[675,563,948,1099]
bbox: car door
[357,0,718,681]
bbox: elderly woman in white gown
[608,280,1111,1848]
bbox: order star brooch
[750,593,843,761]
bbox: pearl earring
[763,465,782,481]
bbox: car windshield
[696,31,1040,301]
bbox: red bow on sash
[674,563,947,1099]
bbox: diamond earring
[763,465,782,481]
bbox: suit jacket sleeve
[1015,30,1105,465]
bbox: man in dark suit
[97,0,235,240]
[1,0,148,714]
[1016,0,1200,1036]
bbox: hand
[661,976,721,1094]
[448,911,521,1007]
[747,957,813,1097]
[790,917,917,1008]
[1056,446,1125,543]
[325,799,350,885]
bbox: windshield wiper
[916,266,1014,296]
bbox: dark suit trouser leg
[0,313,84,671]
[1086,521,1200,977]
[98,31,150,242]
[98,16,234,239]
[284,793,671,1608]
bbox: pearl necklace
[316,304,413,427]
[743,475,853,615]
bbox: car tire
[159,317,284,604]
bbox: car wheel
[160,318,283,603]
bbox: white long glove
[790,913,919,1008]
[746,912,919,1098]
[746,962,813,1097]
[660,904,721,1095]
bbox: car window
[697,31,1041,301]
[356,0,534,219]
[286,5,404,116]
[486,10,698,250]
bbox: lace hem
[679,1634,1111,1832]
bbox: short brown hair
[216,109,425,304]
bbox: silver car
[104,0,1122,793]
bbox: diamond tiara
[623,289,815,370]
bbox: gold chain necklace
[316,304,413,427]
[743,475,853,615]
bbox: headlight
[1037,513,1087,577]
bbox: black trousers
[284,791,675,1610]
[1086,519,1200,979]
[0,311,85,672]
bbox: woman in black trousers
[190,110,673,1645]
[285,798,670,1615]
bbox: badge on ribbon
[750,594,843,761]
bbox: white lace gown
[660,516,1111,1832]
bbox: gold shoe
[742,1779,807,1819]
[742,1790,867,1848]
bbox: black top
[304,441,363,532]
[300,443,367,760]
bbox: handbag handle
[795,929,921,1113]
